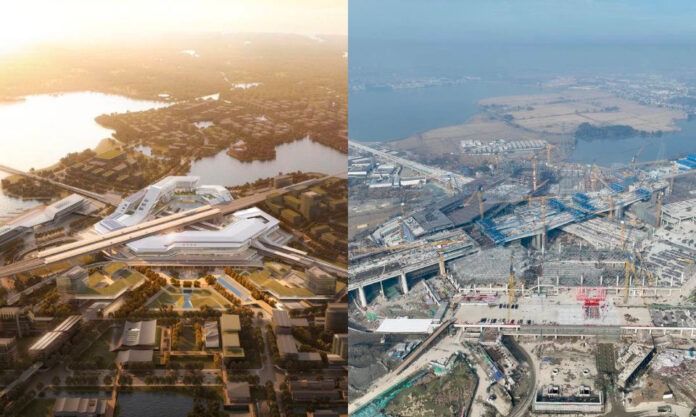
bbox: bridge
[0,164,121,206]
[0,173,342,278]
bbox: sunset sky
[0,0,347,53]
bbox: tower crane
[507,252,515,322]
[463,186,485,220]
[531,154,538,192]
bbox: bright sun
[0,0,346,55]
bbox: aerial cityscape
[349,1,696,416]
[0,1,348,417]
[5,1,696,417]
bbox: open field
[82,330,118,365]
[384,360,476,417]
[480,90,686,134]
[390,116,540,155]
[387,89,685,163]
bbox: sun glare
[0,0,346,54]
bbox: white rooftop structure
[117,320,157,349]
[375,318,435,334]
[0,194,87,245]
[115,349,154,365]
[95,176,231,233]
[126,207,279,255]
[204,321,220,349]
[661,198,696,225]
[53,397,107,417]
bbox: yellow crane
[507,253,515,322]
[463,186,485,220]
[531,154,538,192]
[624,255,634,304]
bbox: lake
[569,119,696,165]
[188,136,346,186]
[0,91,167,215]
[349,80,541,142]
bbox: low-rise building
[204,321,220,349]
[272,310,292,335]
[305,267,336,296]
[332,334,348,360]
[277,334,299,359]
[325,304,348,333]
[115,320,157,350]
[53,397,107,417]
[220,314,244,360]
[0,337,17,367]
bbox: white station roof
[375,318,434,334]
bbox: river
[187,136,346,186]
[0,91,167,215]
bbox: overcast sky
[350,0,696,43]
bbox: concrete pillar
[580,275,584,286]
[600,275,603,286]
[400,272,409,294]
[556,276,560,287]
[616,275,620,286]
[358,286,368,307]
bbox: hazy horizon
[0,0,347,54]
[351,0,696,44]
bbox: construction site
[348,139,696,416]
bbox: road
[349,140,473,189]
[0,164,120,206]
[508,339,536,417]
[0,173,343,278]
[349,320,454,414]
